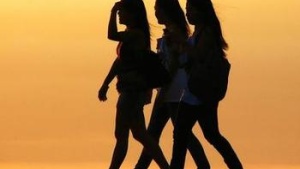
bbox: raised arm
[107,2,122,41]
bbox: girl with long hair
[134,0,209,168]
[99,0,169,168]
[170,0,243,168]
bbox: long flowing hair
[188,0,228,56]
[121,0,151,49]
[156,0,190,38]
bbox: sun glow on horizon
[1,0,300,168]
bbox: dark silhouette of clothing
[135,30,209,169]
[102,0,169,168]
[170,101,243,169]
[135,101,209,169]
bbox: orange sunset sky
[1,0,300,169]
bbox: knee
[132,130,146,143]
[114,130,129,143]
[115,136,128,147]
[188,133,200,144]
[203,132,224,145]
[146,128,161,142]
[173,129,181,141]
[173,127,189,144]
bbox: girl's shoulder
[192,26,217,47]
[168,26,188,41]
[194,26,215,39]
[119,29,146,42]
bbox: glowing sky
[0,0,300,168]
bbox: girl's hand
[111,1,122,13]
[98,85,109,102]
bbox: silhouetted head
[118,0,150,48]
[186,0,228,55]
[155,0,190,37]
[186,0,216,25]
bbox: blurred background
[1,0,300,168]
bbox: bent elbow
[107,34,118,41]
[107,35,114,40]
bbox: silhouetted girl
[170,0,243,168]
[135,0,209,168]
[99,0,169,168]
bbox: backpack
[140,51,171,89]
[188,55,231,103]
